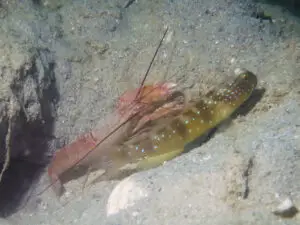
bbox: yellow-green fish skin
[125,69,257,169]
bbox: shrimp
[56,68,257,189]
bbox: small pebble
[272,197,298,218]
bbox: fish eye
[241,73,249,81]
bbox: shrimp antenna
[134,26,169,101]
[37,27,169,196]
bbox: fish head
[212,68,257,105]
[233,68,258,94]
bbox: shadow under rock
[0,48,60,218]
[0,159,46,217]
[232,88,266,117]
[254,0,300,17]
